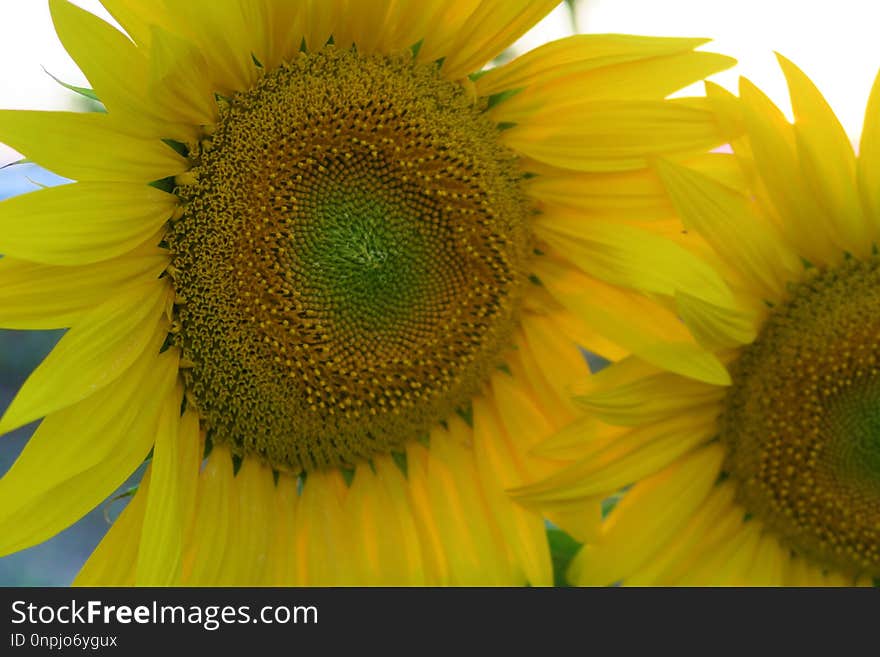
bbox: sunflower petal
[0,251,167,330]
[0,111,187,183]
[514,406,718,503]
[223,458,275,585]
[409,421,516,585]
[777,54,871,256]
[501,98,723,172]
[738,77,837,265]
[536,213,735,307]
[49,0,160,127]
[99,0,169,47]
[675,291,759,351]
[0,281,169,435]
[158,1,259,95]
[263,475,299,585]
[0,339,176,557]
[182,447,234,585]
[535,257,730,384]
[575,366,725,427]
[252,0,303,71]
[858,69,880,233]
[147,25,219,126]
[0,182,177,266]
[293,469,355,585]
[440,0,560,80]
[74,469,151,586]
[477,34,713,97]
[491,51,735,124]
[568,444,725,585]
[345,456,427,584]
[655,157,802,299]
[473,386,554,586]
[136,384,184,586]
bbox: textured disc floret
[721,257,880,576]
[167,47,530,471]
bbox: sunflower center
[721,257,880,576]
[167,47,529,471]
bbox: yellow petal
[376,0,445,54]
[536,213,735,307]
[478,34,713,97]
[473,391,553,586]
[576,366,725,427]
[300,0,338,52]
[0,111,187,183]
[501,98,724,173]
[535,257,730,384]
[74,469,151,586]
[491,51,735,124]
[374,455,430,583]
[402,442,452,584]
[674,291,760,352]
[99,0,169,47]
[182,446,234,585]
[223,457,275,585]
[675,521,759,585]
[514,406,718,503]
[158,0,259,95]
[332,0,395,54]
[517,314,589,421]
[858,69,880,233]
[568,444,725,585]
[263,474,299,586]
[136,383,185,586]
[0,336,176,556]
[738,77,837,265]
[777,54,871,257]
[176,408,203,550]
[147,25,219,126]
[0,251,167,330]
[293,468,355,585]
[0,280,169,435]
[656,157,802,300]
[521,281,627,361]
[745,533,788,585]
[526,165,676,222]
[252,0,303,71]
[410,420,516,585]
[0,182,177,266]
[414,1,481,65]
[626,483,738,585]
[440,0,560,80]
[49,0,160,129]
[345,456,427,585]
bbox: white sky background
[1,0,879,164]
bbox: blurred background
[1,0,879,585]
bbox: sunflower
[0,0,734,585]
[516,56,880,586]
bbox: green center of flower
[721,256,880,577]
[167,47,529,472]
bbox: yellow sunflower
[0,0,734,585]
[516,55,880,586]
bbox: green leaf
[102,485,139,523]
[42,66,101,102]
[1,157,34,170]
[547,527,582,587]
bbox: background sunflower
[517,57,880,586]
